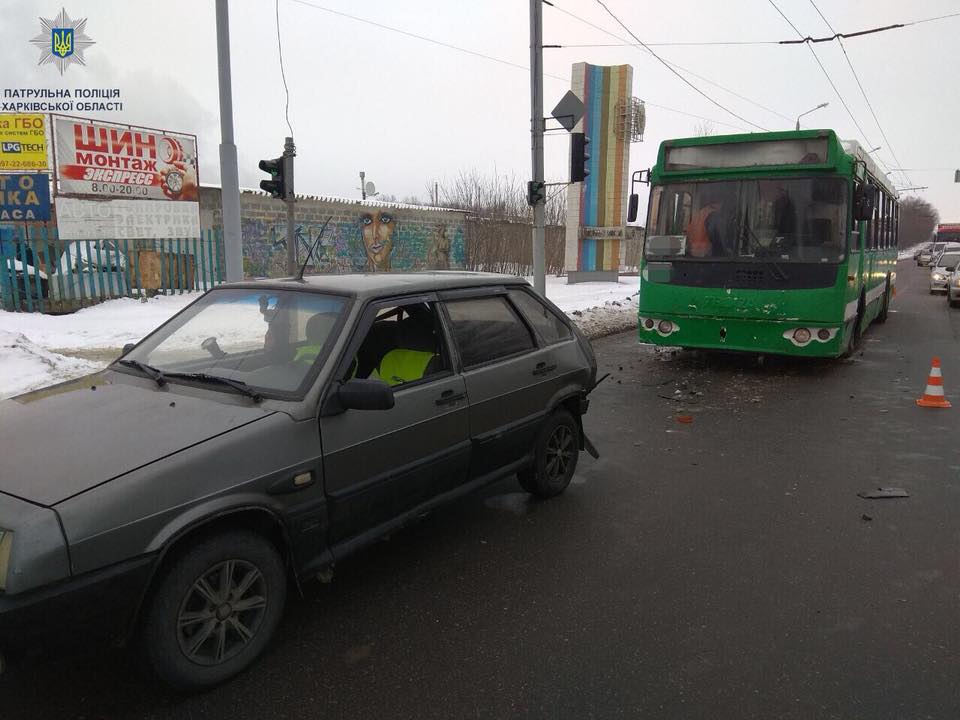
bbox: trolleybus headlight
[657,320,674,335]
[817,328,831,341]
[643,318,655,330]
[793,328,811,344]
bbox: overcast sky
[2,0,958,227]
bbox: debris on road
[676,415,694,424]
[861,514,873,522]
[858,488,910,499]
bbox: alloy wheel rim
[176,559,267,666]
[545,425,575,482]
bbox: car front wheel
[518,409,580,499]
[141,530,287,690]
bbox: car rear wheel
[141,530,287,690]
[518,409,579,499]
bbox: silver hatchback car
[0,273,598,689]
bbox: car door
[440,289,556,480]
[320,295,470,546]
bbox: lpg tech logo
[29,8,96,75]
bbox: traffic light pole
[215,0,243,283]
[284,136,296,276]
[529,0,546,296]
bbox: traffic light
[527,180,546,206]
[259,153,294,199]
[570,132,591,183]
[259,156,285,198]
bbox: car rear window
[444,296,535,368]
[508,289,571,345]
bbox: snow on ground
[0,293,197,354]
[0,275,640,398]
[0,330,101,399]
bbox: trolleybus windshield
[646,177,848,264]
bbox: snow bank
[0,293,197,353]
[0,330,102,399]
[0,276,642,397]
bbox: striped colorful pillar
[564,63,633,282]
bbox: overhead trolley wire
[807,0,913,188]
[548,1,794,126]
[766,0,879,153]
[549,10,960,48]
[285,0,756,132]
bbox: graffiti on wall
[240,209,466,278]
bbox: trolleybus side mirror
[854,182,877,222]
[627,169,651,223]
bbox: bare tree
[432,169,565,225]
[899,196,939,247]
[694,120,716,137]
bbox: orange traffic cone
[916,357,951,408]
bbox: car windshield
[935,252,960,269]
[119,288,348,396]
[645,177,848,263]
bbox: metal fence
[0,226,225,313]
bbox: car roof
[221,271,531,299]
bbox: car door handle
[435,390,466,406]
[532,362,557,376]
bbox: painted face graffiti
[360,210,395,271]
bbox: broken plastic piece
[676,415,694,424]
[858,487,910,499]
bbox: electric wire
[549,2,794,125]
[807,0,913,188]
[550,10,960,48]
[766,0,877,152]
[276,0,294,137]
[590,0,769,131]
[285,0,755,132]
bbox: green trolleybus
[631,130,899,357]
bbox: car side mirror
[121,342,136,356]
[337,378,395,412]
[627,193,639,223]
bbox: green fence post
[132,240,141,299]
[83,239,96,304]
[198,231,208,291]
[17,233,33,313]
[28,229,44,314]
[175,237,182,294]
[215,231,224,283]
[51,227,65,308]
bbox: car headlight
[0,530,12,592]
[933,273,944,281]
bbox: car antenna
[296,216,333,281]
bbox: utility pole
[284,136,296,275]
[528,0,546,296]
[359,171,366,200]
[215,0,243,283]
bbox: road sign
[551,90,584,132]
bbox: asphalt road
[4,259,959,719]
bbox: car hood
[0,370,276,506]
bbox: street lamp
[795,102,829,131]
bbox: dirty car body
[0,272,597,688]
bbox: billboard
[0,173,51,221]
[56,197,201,240]
[0,114,48,170]
[53,116,199,201]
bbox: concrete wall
[200,187,468,278]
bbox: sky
[1,0,958,225]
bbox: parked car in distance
[930,251,960,294]
[914,242,933,263]
[919,242,945,266]
[0,272,598,689]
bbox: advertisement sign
[55,197,200,239]
[0,114,48,170]
[0,173,50,221]
[54,116,198,201]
